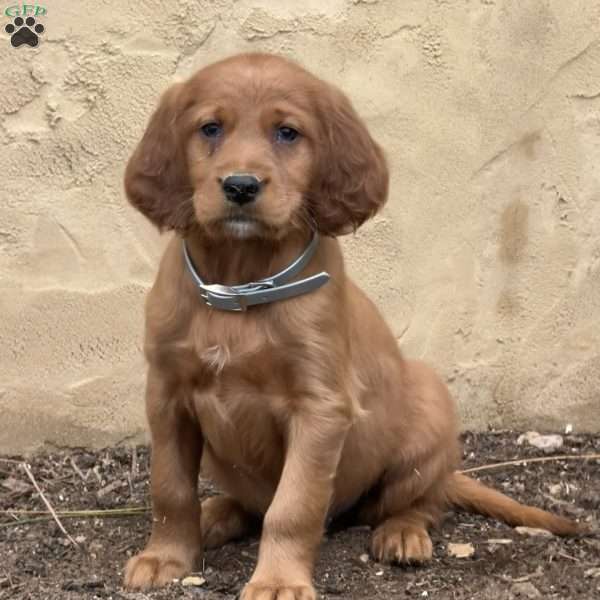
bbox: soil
[1,431,599,600]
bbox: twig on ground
[69,457,88,482]
[460,453,600,475]
[0,517,54,528]
[20,462,80,548]
[92,466,103,485]
[557,550,580,562]
[1,569,13,588]
[0,506,150,528]
[1,507,149,517]
[130,446,138,478]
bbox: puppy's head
[125,53,389,239]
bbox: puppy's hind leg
[360,359,461,565]
[360,453,453,565]
[201,495,257,549]
[371,509,434,564]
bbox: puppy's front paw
[241,582,316,600]
[123,548,194,589]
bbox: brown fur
[123,53,582,599]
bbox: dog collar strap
[182,234,331,312]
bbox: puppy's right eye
[200,122,223,138]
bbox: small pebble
[548,483,562,496]
[359,553,369,563]
[585,567,600,579]
[515,526,553,538]
[181,575,206,587]
[517,432,563,452]
[511,581,541,598]
[447,542,475,558]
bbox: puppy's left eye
[276,126,299,144]
[200,122,223,138]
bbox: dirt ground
[1,431,599,600]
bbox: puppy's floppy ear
[308,85,389,236]
[124,83,195,232]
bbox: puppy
[123,53,581,599]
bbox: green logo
[4,4,46,17]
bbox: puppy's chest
[160,314,298,450]
[190,320,297,393]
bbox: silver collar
[182,234,330,312]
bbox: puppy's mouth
[221,213,259,224]
[216,214,263,237]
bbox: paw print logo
[5,16,44,47]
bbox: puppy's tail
[446,472,582,536]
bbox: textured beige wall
[1,0,600,453]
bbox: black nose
[221,175,262,205]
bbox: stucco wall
[1,0,600,453]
